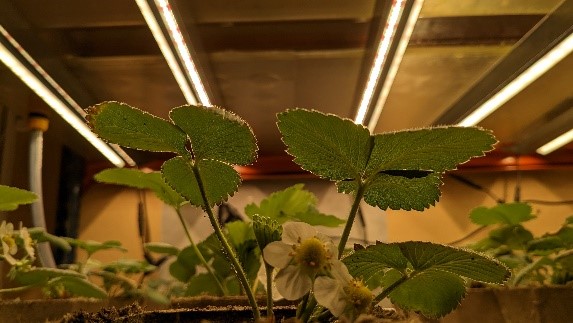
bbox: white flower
[0,221,18,265]
[263,222,337,300]
[19,225,35,259]
[314,260,373,320]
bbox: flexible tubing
[29,130,56,268]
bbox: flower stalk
[191,162,261,320]
[174,207,227,295]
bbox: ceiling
[1,0,572,176]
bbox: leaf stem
[299,295,317,323]
[264,262,274,319]
[174,207,227,295]
[373,274,408,303]
[191,164,261,320]
[0,285,34,294]
[338,183,366,258]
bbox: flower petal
[263,241,293,269]
[1,241,17,265]
[330,259,353,283]
[314,276,347,317]
[282,222,316,244]
[275,264,312,300]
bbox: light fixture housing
[458,31,573,127]
[434,1,573,129]
[514,99,573,156]
[136,0,212,106]
[0,25,134,168]
[354,0,424,131]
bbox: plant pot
[58,296,415,322]
[0,297,164,323]
[440,286,573,323]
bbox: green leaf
[185,273,223,296]
[66,239,126,257]
[162,157,241,208]
[277,110,496,213]
[14,267,84,285]
[252,215,282,251]
[86,101,187,154]
[95,168,184,207]
[398,242,510,283]
[277,109,372,180]
[489,225,533,249]
[365,127,497,176]
[338,172,442,211]
[101,259,156,274]
[225,221,256,247]
[389,270,466,319]
[0,185,37,211]
[49,276,107,299]
[225,221,261,282]
[169,260,195,283]
[527,236,567,253]
[144,242,180,256]
[169,245,200,282]
[245,184,344,227]
[470,203,535,226]
[344,243,408,288]
[345,242,509,318]
[169,105,257,165]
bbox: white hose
[29,129,56,268]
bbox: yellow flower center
[293,237,329,271]
[2,236,16,254]
[344,279,373,315]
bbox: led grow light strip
[459,32,573,127]
[354,0,407,125]
[367,0,424,131]
[0,25,134,168]
[136,0,212,106]
[536,128,573,155]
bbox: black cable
[448,173,505,203]
[448,226,488,246]
[136,189,167,268]
[514,155,522,202]
[523,199,573,205]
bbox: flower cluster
[0,221,35,266]
[263,222,373,321]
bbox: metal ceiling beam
[433,0,573,125]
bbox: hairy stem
[338,183,366,258]
[191,164,261,320]
[175,207,227,295]
[264,263,275,319]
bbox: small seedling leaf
[245,184,344,227]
